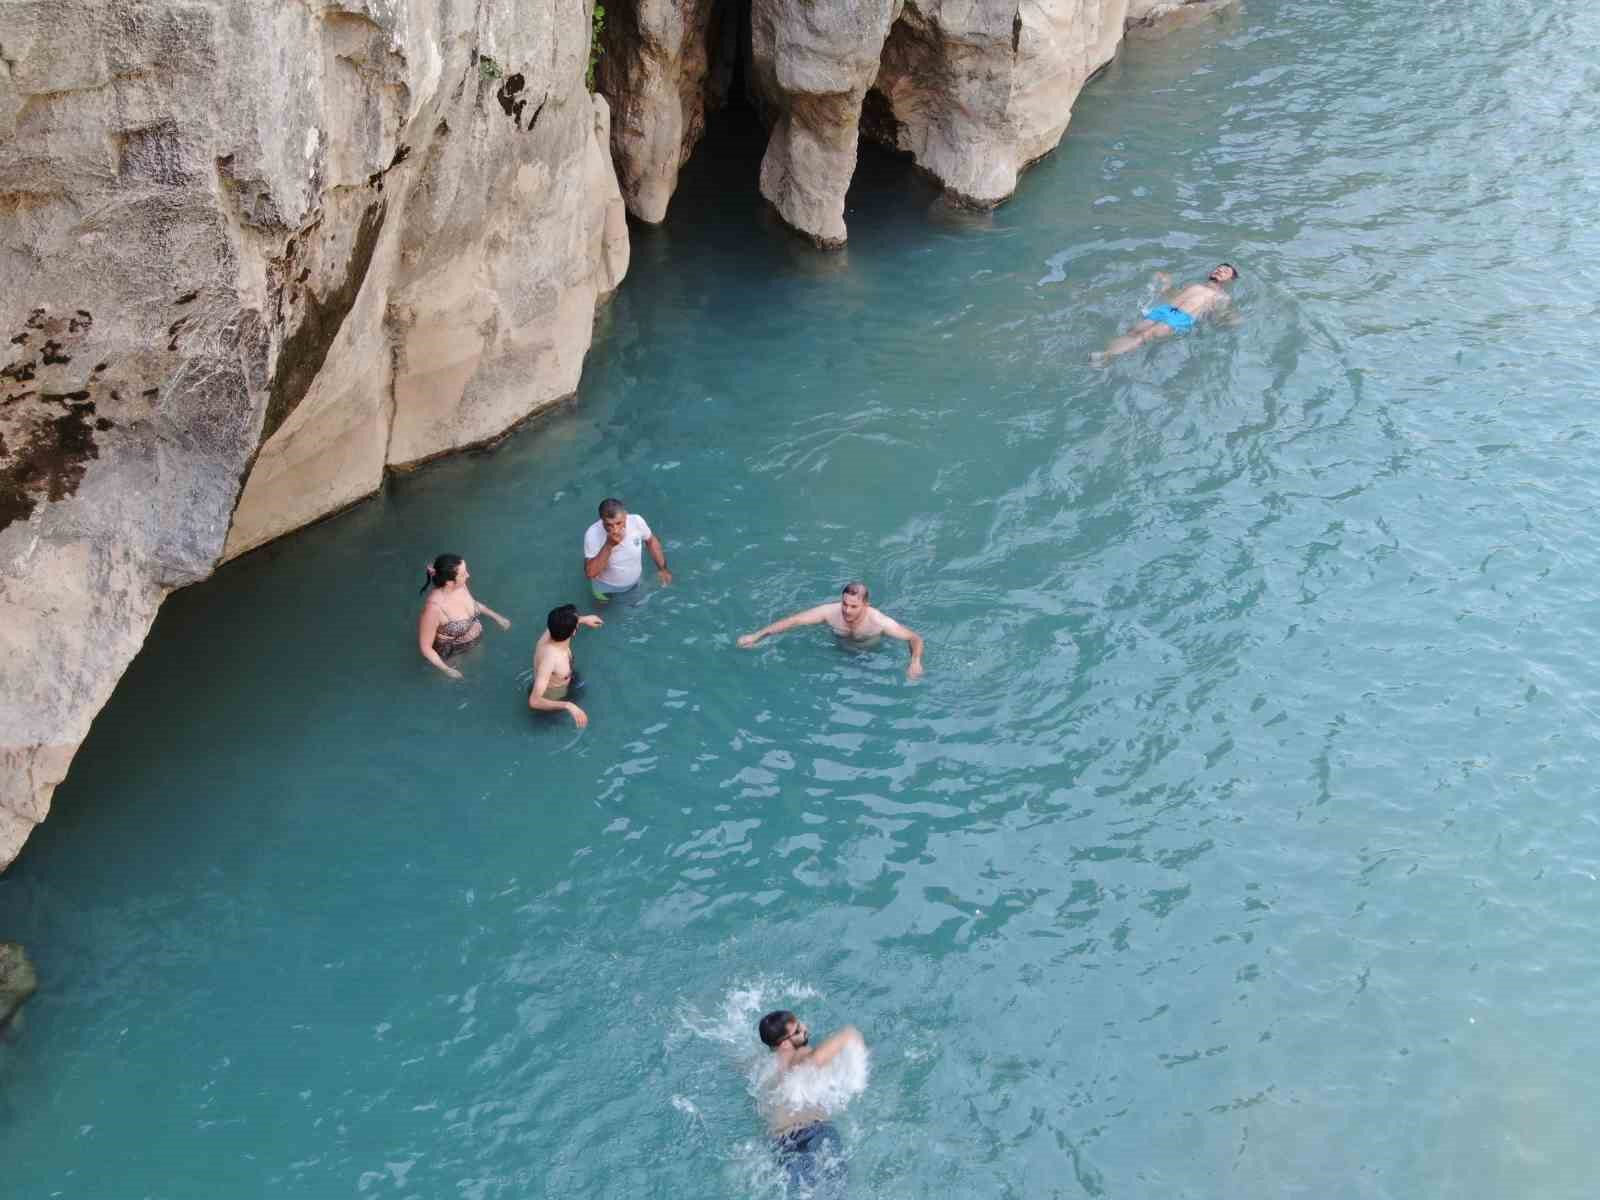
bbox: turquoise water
[7,1,1600,1195]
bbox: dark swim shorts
[773,1122,845,1197]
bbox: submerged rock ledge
[0,0,1231,870]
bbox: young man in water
[582,497,672,604]
[758,1011,864,1199]
[737,582,925,679]
[528,604,603,728]
[1092,262,1240,363]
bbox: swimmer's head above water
[759,1010,809,1050]
[1208,263,1240,284]
[547,604,580,642]
[839,581,869,622]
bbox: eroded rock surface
[751,0,904,248]
[0,942,38,1029]
[598,0,722,223]
[1127,0,1238,29]
[599,0,1138,245]
[870,0,1129,209]
[0,0,627,869]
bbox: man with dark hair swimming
[737,582,925,679]
[757,1011,864,1199]
[529,604,603,727]
[1093,262,1240,363]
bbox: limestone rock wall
[871,0,1129,209]
[596,0,721,223]
[750,0,903,248]
[1127,0,1236,28]
[0,0,627,870]
[599,0,1133,245]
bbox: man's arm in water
[528,651,588,727]
[877,614,925,679]
[645,533,673,586]
[738,604,834,648]
[802,1026,864,1069]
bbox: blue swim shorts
[1145,304,1196,333]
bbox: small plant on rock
[588,3,606,91]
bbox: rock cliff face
[0,0,627,869]
[600,0,1230,245]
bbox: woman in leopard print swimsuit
[417,554,511,679]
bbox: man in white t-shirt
[583,497,672,602]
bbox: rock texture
[0,0,627,870]
[869,0,1128,209]
[600,0,1136,246]
[0,942,37,1029]
[750,0,903,248]
[1127,0,1237,29]
[597,0,722,223]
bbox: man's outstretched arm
[880,616,926,679]
[738,605,832,648]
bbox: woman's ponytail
[420,554,464,595]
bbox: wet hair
[420,553,464,595]
[547,604,580,641]
[1215,262,1239,280]
[841,581,870,604]
[759,1010,797,1048]
[598,498,626,521]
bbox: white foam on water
[675,978,820,1050]
[670,979,871,1196]
[751,1038,869,1125]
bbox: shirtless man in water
[528,604,603,727]
[757,1011,864,1199]
[737,582,925,679]
[1093,262,1240,363]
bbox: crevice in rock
[707,0,757,116]
[859,85,905,155]
[598,0,765,223]
[260,201,385,446]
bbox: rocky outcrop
[0,942,37,1029]
[597,0,722,223]
[746,0,902,248]
[600,0,1134,246]
[869,0,1128,209]
[0,0,627,870]
[1127,0,1237,29]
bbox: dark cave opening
[706,0,757,119]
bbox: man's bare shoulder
[864,606,897,631]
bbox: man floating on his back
[1092,262,1240,364]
